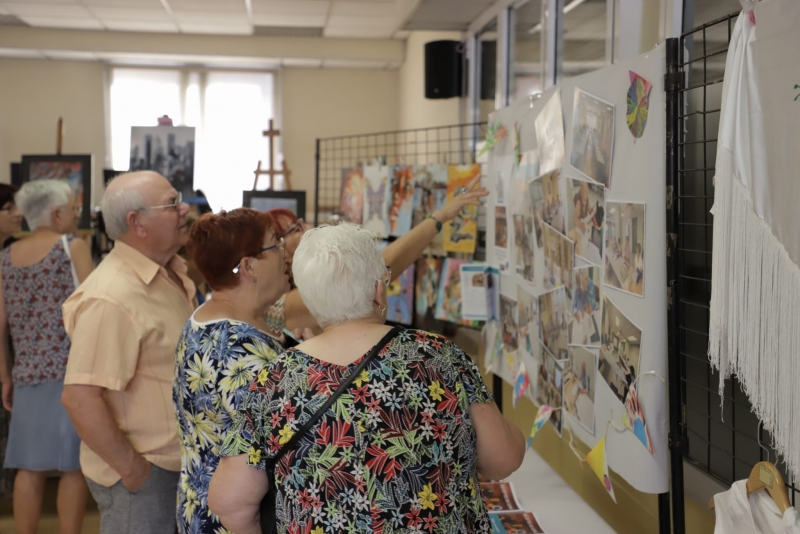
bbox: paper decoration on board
[569,88,615,188]
[489,511,545,534]
[415,256,444,323]
[598,295,643,405]
[535,89,565,176]
[528,169,566,247]
[519,150,540,181]
[411,164,448,255]
[536,351,564,435]
[362,165,389,237]
[517,286,539,362]
[494,157,513,271]
[625,382,654,454]
[513,361,531,408]
[339,168,364,224]
[539,286,572,361]
[564,346,598,435]
[604,202,645,298]
[542,224,574,292]
[513,122,522,168]
[569,265,601,347]
[443,164,481,253]
[527,405,554,448]
[482,320,502,373]
[481,482,522,512]
[626,71,652,140]
[386,264,414,325]
[479,122,507,157]
[512,167,536,290]
[461,263,488,321]
[485,265,501,323]
[434,258,479,326]
[387,165,415,237]
[499,295,519,352]
[585,435,616,502]
[494,206,511,272]
[566,177,605,266]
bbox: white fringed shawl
[708,1,800,475]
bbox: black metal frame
[243,190,306,218]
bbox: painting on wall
[130,126,195,199]
[20,154,93,229]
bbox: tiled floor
[0,513,99,533]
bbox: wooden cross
[253,119,292,190]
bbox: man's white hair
[15,180,72,230]
[292,222,385,328]
[101,177,148,240]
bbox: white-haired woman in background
[210,222,526,534]
[0,180,92,534]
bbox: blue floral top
[173,314,284,534]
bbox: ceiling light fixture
[527,0,590,34]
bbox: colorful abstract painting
[443,164,481,253]
[387,264,415,325]
[627,71,653,140]
[339,168,364,224]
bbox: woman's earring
[379,305,386,315]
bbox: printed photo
[387,264,414,325]
[517,286,540,359]
[338,167,364,224]
[362,165,390,237]
[513,214,535,287]
[480,482,522,512]
[415,257,444,323]
[485,266,501,323]
[604,202,645,297]
[461,263,488,321]
[566,178,605,266]
[536,89,566,176]
[542,223,574,292]
[495,206,510,272]
[490,512,545,534]
[412,164,448,254]
[435,258,466,324]
[130,126,195,199]
[387,166,415,236]
[569,266,602,346]
[443,164,481,253]
[539,287,572,361]
[564,346,598,434]
[528,169,565,246]
[569,88,615,187]
[536,351,564,435]
[599,295,643,405]
[500,295,519,352]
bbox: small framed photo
[20,154,93,229]
[243,190,306,218]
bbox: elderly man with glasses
[61,171,196,534]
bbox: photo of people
[569,88,615,187]
[528,169,566,248]
[599,296,643,405]
[517,286,539,359]
[539,287,572,361]
[485,266,500,322]
[387,165,415,237]
[411,164,448,254]
[566,178,605,266]
[604,202,645,297]
[564,346,598,434]
[338,167,364,224]
[444,164,481,253]
[569,266,602,346]
[535,89,566,176]
[489,511,545,534]
[536,352,564,435]
[500,295,519,352]
[495,206,509,248]
[542,223,574,292]
[415,257,443,323]
[513,213,535,287]
[434,258,465,324]
[362,165,390,237]
[480,482,522,512]
[386,264,414,325]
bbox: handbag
[259,326,403,534]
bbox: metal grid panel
[314,123,487,225]
[677,14,800,501]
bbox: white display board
[485,44,667,494]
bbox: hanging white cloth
[713,481,800,534]
[708,0,800,477]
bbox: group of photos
[488,84,654,455]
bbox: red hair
[268,208,298,237]
[187,208,275,291]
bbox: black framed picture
[243,191,306,218]
[20,154,93,229]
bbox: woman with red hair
[265,176,488,339]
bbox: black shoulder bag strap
[260,326,403,534]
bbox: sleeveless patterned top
[1,236,76,386]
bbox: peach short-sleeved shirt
[63,241,196,487]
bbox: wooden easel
[252,119,292,191]
[56,117,63,155]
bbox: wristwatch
[425,213,443,232]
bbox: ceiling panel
[0,0,78,4]
[324,26,393,38]
[103,19,179,32]
[17,16,104,29]
[165,0,247,12]
[0,47,44,58]
[404,0,493,31]
[330,1,395,17]
[2,3,94,17]
[282,57,323,68]
[179,22,252,34]
[172,11,249,23]
[252,14,327,27]
[327,15,396,29]
[86,7,171,22]
[251,0,330,16]
[82,0,164,6]
[41,49,99,60]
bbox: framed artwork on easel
[243,190,306,218]
[20,154,93,229]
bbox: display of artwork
[528,169,565,244]
[387,165,415,236]
[499,295,519,353]
[565,178,605,266]
[517,286,539,361]
[598,295,642,405]
[434,258,478,326]
[542,224,574,292]
[386,264,414,325]
[460,263,488,321]
[569,266,602,346]
[569,89,615,187]
[586,435,616,502]
[415,257,444,323]
[362,165,390,237]
[539,287,571,361]
[339,168,365,224]
[536,351,564,435]
[411,164,448,254]
[627,71,652,140]
[244,191,306,217]
[443,164,481,253]
[489,512,545,534]
[563,346,598,434]
[535,89,566,176]
[513,361,531,408]
[130,126,195,199]
[485,265,501,323]
[604,202,645,297]
[20,154,92,229]
[527,405,554,448]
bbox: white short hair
[292,223,385,328]
[101,177,148,240]
[15,180,72,230]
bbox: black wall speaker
[480,40,497,101]
[424,40,464,99]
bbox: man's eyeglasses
[149,192,183,212]
[232,238,285,274]
[279,218,305,239]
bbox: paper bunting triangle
[513,361,530,408]
[478,122,507,156]
[527,405,553,448]
[481,321,502,373]
[625,383,654,454]
[585,435,616,502]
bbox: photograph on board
[569,88,615,187]
[528,168,565,246]
[536,351,564,435]
[500,295,519,352]
[542,223,574,292]
[564,346,598,434]
[386,264,414,325]
[569,265,602,346]
[415,257,443,323]
[566,177,605,266]
[517,286,540,360]
[599,295,643,405]
[411,164,448,254]
[539,287,572,361]
[604,202,645,297]
[535,89,566,176]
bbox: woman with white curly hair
[211,222,525,534]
